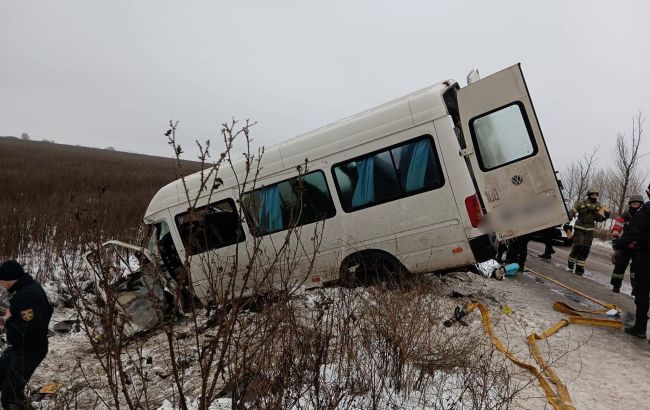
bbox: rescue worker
[610,194,645,293]
[0,260,53,409]
[567,189,609,275]
[615,185,650,339]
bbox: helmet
[629,194,645,204]
[586,188,599,196]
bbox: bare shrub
[53,120,522,410]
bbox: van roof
[144,80,454,222]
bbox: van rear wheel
[340,254,410,288]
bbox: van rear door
[457,63,568,240]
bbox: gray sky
[2,1,649,174]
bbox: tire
[340,253,410,288]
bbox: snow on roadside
[34,262,637,410]
[29,270,524,409]
[157,398,231,410]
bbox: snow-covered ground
[15,253,650,409]
[27,271,519,409]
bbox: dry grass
[0,136,202,279]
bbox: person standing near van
[0,260,53,409]
[505,234,530,272]
[614,185,650,338]
[567,189,609,275]
[610,194,645,293]
[537,227,556,259]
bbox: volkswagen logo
[511,175,523,186]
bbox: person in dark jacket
[505,234,530,272]
[610,194,645,293]
[0,260,53,409]
[614,186,650,339]
[537,226,557,260]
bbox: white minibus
[88,64,569,305]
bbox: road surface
[498,239,650,409]
[528,239,635,296]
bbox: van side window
[242,170,336,237]
[175,199,245,256]
[332,136,444,212]
[469,103,537,171]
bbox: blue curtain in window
[352,157,375,207]
[259,186,283,232]
[405,140,431,192]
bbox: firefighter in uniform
[615,186,650,339]
[0,260,53,409]
[567,189,610,275]
[610,194,645,293]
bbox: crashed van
[84,64,569,327]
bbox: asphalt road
[526,239,636,317]
[491,245,650,409]
[528,239,635,295]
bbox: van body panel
[145,182,183,218]
[332,121,472,274]
[408,82,455,126]
[457,64,568,240]
[433,116,486,239]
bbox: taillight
[465,194,482,228]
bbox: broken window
[146,221,170,256]
[175,199,245,256]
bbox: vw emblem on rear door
[511,175,523,186]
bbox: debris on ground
[500,305,514,315]
[52,319,80,334]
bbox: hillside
[0,137,203,278]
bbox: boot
[539,253,552,259]
[574,266,584,276]
[612,285,621,293]
[624,326,647,338]
[567,261,574,270]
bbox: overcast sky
[2,1,649,175]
